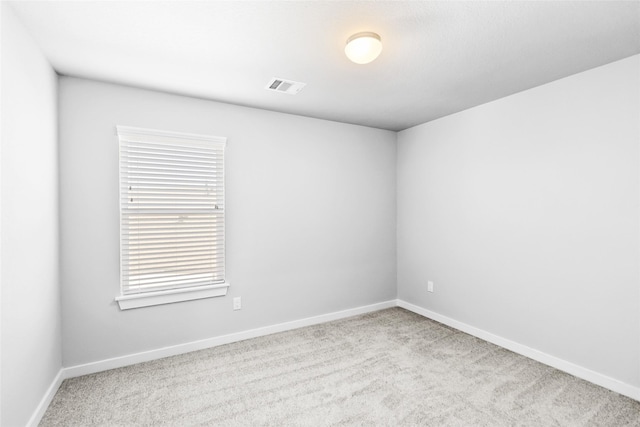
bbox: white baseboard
[396,299,640,402]
[26,369,64,427]
[63,300,397,379]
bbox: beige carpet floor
[41,308,640,426]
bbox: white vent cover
[266,78,306,95]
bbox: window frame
[114,125,229,310]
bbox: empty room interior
[2,1,640,425]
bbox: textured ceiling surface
[9,1,640,131]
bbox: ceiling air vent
[266,78,306,95]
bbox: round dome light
[344,32,382,64]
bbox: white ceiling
[9,1,640,131]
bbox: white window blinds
[117,126,226,297]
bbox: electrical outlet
[427,281,434,293]
[233,297,242,310]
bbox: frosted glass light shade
[345,32,382,64]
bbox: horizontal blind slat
[122,244,220,257]
[121,149,222,164]
[123,225,224,233]
[124,273,224,289]
[121,140,223,156]
[123,190,221,197]
[124,205,222,210]
[122,209,223,215]
[123,223,222,230]
[123,241,224,252]
[123,161,221,171]
[123,278,225,295]
[122,233,223,242]
[124,171,219,181]
[123,253,221,266]
[123,160,222,170]
[123,264,225,275]
[123,219,221,226]
[121,182,222,190]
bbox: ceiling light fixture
[345,32,382,64]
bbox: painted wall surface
[59,77,397,366]
[397,55,640,387]
[1,3,61,426]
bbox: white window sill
[115,283,229,310]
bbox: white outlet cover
[427,281,434,292]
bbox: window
[115,126,228,310]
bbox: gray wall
[397,55,640,387]
[59,77,397,366]
[1,3,61,426]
